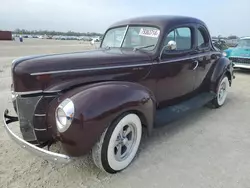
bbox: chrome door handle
[192,60,199,70]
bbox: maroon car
[3,15,234,173]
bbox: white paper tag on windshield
[139,28,160,38]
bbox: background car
[224,37,250,69]
[212,39,229,51]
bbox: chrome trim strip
[34,128,47,131]
[160,54,207,64]
[16,90,43,95]
[16,90,60,95]
[30,63,153,76]
[34,114,46,117]
[229,56,250,59]
[30,54,208,76]
[3,109,72,164]
[43,90,61,93]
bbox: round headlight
[55,98,74,133]
[57,108,67,126]
[222,51,227,57]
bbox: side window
[197,27,209,48]
[164,27,192,51]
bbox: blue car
[224,37,250,69]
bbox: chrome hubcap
[114,124,136,161]
[218,82,226,100]
[217,77,229,106]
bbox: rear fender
[48,81,156,156]
[210,57,232,92]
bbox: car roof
[240,36,250,40]
[109,15,206,30]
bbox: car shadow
[138,106,213,153]
[233,68,250,75]
[56,99,233,178]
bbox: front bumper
[229,57,250,69]
[3,109,72,164]
[233,64,250,69]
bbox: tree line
[12,29,103,37]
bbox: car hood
[225,47,250,58]
[12,48,153,93]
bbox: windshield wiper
[133,44,155,51]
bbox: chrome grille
[16,96,42,142]
[229,57,250,64]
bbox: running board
[154,92,216,127]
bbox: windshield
[237,39,250,48]
[101,26,160,51]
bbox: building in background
[0,31,12,40]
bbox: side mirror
[166,40,177,50]
[159,40,177,61]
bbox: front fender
[48,81,156,156]
[210,57,232,92]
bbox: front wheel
[92,113,142,173]
[211,75,230,108]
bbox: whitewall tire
[92,113,142,173]
[212,75,230,108]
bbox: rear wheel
[92,113,142,173]
[211,75,230,108]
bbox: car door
[155,26,198,107]
[193,24,214,91]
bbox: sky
[0,0,249,37]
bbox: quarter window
[197,27,209,48]
[164,27,192,51]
